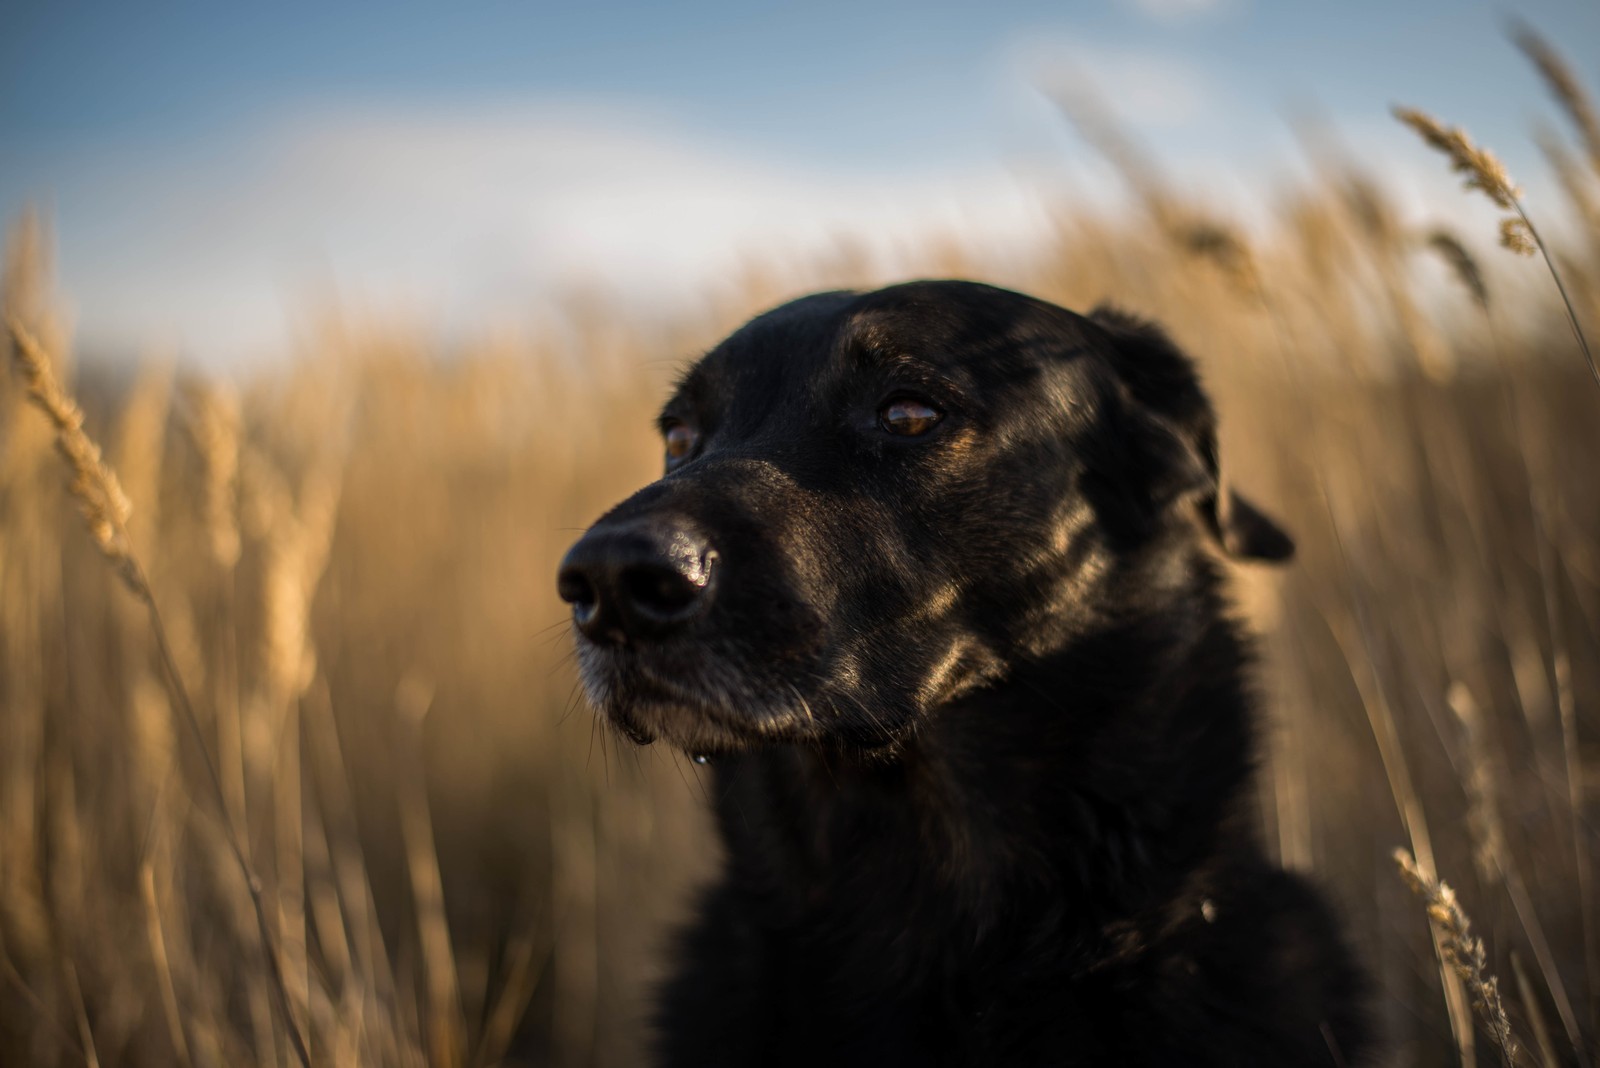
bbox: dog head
[557,281,1290,755]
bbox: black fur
[558,281,1372,1066]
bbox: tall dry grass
[3,32,1599,1067]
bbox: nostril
[624,565,700,618]
[558,525,715,640]
[557,568,599,628]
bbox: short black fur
[557,281,1373,1066]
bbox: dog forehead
[678,282,1107,424]
[683,291,852,397]
[732,282,1088,368]
[840,281,1077,361]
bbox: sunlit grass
[3,31,1599,1067]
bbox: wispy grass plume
[1512,21,1600,176]
[1393,105,1597,389]
[4,313,313,1068]
[1424,230,1490,310]
[1394,848,1520,1067]
[5,314,140,592]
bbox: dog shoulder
[1146,866,1376,1066]
[651,880,777,1067]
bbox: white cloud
[39,102,1059,364]
[1010,37,1221,129]
[37,87,1550,367]
[1122,0,1238,24]
[1077,51,1216,127]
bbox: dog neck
[710,563,1262,969]
[920,593,1259,921]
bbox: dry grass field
[3,39,1600,1068]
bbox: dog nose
[557,520,717,643]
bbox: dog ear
[1087,305,1294,563]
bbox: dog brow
[658,365,716,426]
[839,313,903,364]
[840,327,935,374]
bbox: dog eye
[664,422,699,464]
[878,398,943,437]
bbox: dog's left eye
[878,398,943,437]
[664,422,699,464]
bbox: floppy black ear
[1087,305,1294,564]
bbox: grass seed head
[5,314,143,596]
[1513,21,1600,174]
[1498,217,1536,256]
[183,379,243,569]
[1394,849,1519,1065]
[1392,106,1522,210]
[1176,220,1262,298]
[1424,230,1490,307]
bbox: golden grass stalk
[1047,79,1172,220]
[5,314,141,594]
[139,862,193,1067]
[1512,21,1600,177]
[1534,127,1600,238]
[1340,171,1402,248]
[1,953,86,1061]
[60,955,101,1068]
[1177,221,1262,300]
[1444,684,1505,887]
[1319,585,1475,1059]
[183,379,242,569]
[1510,953,1560,1068]
[1425,230,1490,309]
[3,314,313,1068]
[115,358,174,564]
[1392,107,1521,212]
[396,675,467,1068]
[1443,680,1584,1055]
[1394,848,1520,1067]
[1393,106,1598,389]
[240,442,344,727]
[1499,218,1536,256]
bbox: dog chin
[605,697,738,753]
[577,655,814,754]
[600,690,813,755]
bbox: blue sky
[2,0,1596,362]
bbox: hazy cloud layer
[7,0,1584,365]
[38,103,1061,363]
[1122,0,1240,24]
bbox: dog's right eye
[664,422,699,465]
[878,398,943,437]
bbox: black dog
[557,282,1371,1066]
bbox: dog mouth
[574,638,823,753]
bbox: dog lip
[584,652,704,733]
[582,647,817,750]
[614,712,656,746]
